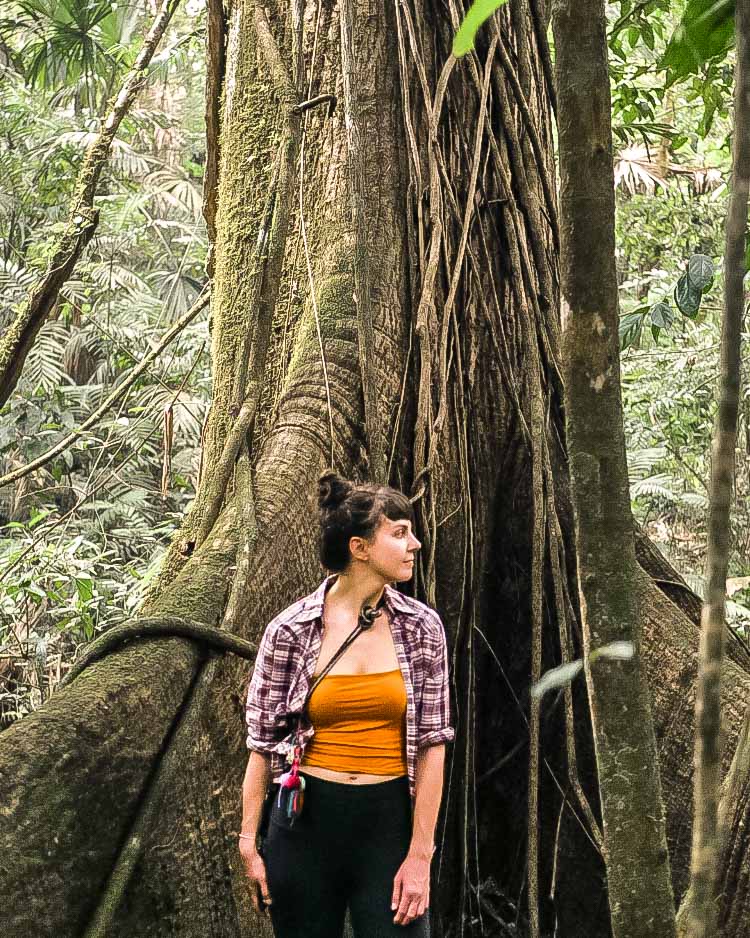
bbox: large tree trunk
[3,2,750,937]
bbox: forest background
[3,0,748,736]
[1,0,749,936]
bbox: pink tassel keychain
[276,742,306,823]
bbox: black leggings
[262,772,430,938]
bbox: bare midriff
[298,765,404,785]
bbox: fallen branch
[0,288,210,489]
[0,0,182,407]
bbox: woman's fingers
[249,884,260,914]
[391,877,402,912]
[240,848,272,916]
[401,900,421,925]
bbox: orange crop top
[300,669,408,776]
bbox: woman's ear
[349,536,369,562]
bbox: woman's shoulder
[263,589,319,642]
[385,585,446,638]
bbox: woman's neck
[326,572,387,619]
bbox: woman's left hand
[391,853,431,926]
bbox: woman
[238,471,455,936]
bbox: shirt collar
[295,573,418,625]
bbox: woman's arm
[408,743,446,859]
[240,750,272,847]
[239,751,274,917]
[392,743,446,926]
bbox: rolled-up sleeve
[245,621,294,757]
[416,613,455,749]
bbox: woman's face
[356,516,421,582]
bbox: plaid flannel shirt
[245,574,455,800]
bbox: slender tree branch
[0,289,210,489]
[681,3,750,935]
[203,0,226,274]
[0,344,205,585]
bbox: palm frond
[21,320,70,394]
[630,473,677,501]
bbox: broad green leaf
[687,253,715,291]
[650,300,674,329]
[75,578,94,603]
[453,0,510,57]
[674,273,703,316]
[531,642,635,698]
[661,0,735,82]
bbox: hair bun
[318,471,353,511]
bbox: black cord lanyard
[291,596,386,754]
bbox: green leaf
[674,273,703,317]
[661,0,735,82]
[453,0,510,57]
[619,310,646,350]
[687,253,715,291]
[28,509,53,529]
[24,583,47,600]
[75,578,94,603]
[650,300,675,329]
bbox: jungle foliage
[1,0,749,746]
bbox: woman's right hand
[239,840,273,916]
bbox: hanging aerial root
[61,615,258,688]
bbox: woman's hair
[318,471,415,573]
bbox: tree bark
[551,0,676,933]
[3,2,750,937]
